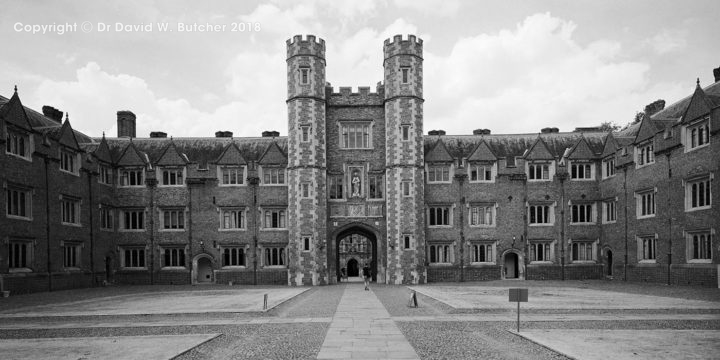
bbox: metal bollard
[263,293,268,310]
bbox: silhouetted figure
[362,265,371,290]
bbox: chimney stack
[541,127,559,134]
[714,66,720,83]
[473,129,491,135]
[428,130,445,136]
[643,100,666,117]
[215,131,233,138]
[117,110,136,138]
[149,131,167,138]
[42,106,63,122]
[261,130,279,137]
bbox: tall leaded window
[368,174,383,199]
[9,240,32,270]
[528,163,550,181]
[428,206,451,226]
[570,162,594,180]
[687,119,710,150]
[687,231,712,262]
[571,241,595,262]
[571,203,594,224]
[427,165,450,183]
[602,157,616,179]
[328,175,344,200]
[262,167,285,185]
[163,247,186,267]
[220,166,244,186]
[469,163,494,182]
[63,242,81,268]
[60,149,78,175]
[99,165,112,185]
[60,196,80,225]
[6,129,31,159]
[602,200,616,223]
[469,204,495,226]
[264,247,286,266]
[222,247,246,267]
[160,167,184,186]
[401,66,410,84]
[636,142,654,167]
[6,186,31,219]
[471,243,494,263]
[264,209,286,229]
[529,204,553,225]
[636,190,656,218]
[161,208,185,230]
[638,235,656,261]
[221,209,245,230]
[428,244,453,264]
[530,242,553,262]
[122,248,146,268]
[300,67,310,85]
[686,177,711,211]
[100,206,113,230]
[340,122,371,149]
[120,168,144,187]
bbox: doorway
[504,252,519,279]
[196,257,213,283]
[607,250,613,276]
[347,258,359,277]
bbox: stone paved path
[316,284,419,359]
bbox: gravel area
[373,284,453,316]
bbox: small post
[517,301,520,332]
[263,293,268,310]
[407,290,418,308]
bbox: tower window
[300,125,311,143]
[401,125,411,141]
[401,66,410,84]
[300,67,310,85]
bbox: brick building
[1,35,718,294]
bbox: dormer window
[527,162,553,181]
[219,166,245,186]
[400,66,410,84]
[469,163,496,183]
[120,168,145,187]
[60,149,79,175]
[300,67,310,85]
[570,161,594,180]
[5,128,31,160]
[261,167,286,185]
[635,141,654,168]
[160,167,185,186]
[686,118,710,151]
[99,165,112,185]
[602,157,615,179]
[427,165,451,183]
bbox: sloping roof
[116,141,148,167]
[466,140,497,162]
[155,141,189,166]
[567,137,597,160]
[651,81,720,121]
[681,83,714,124]
[425,139,454,162]
[216,143,247,165]
[634,117,660,144]
[600,133,619,158]
[258,141,288,165]
[0,91,33,131]
[55,119,81,151]
[92,136,113,163]
[524,137,555,160]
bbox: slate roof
[651,81,720,121]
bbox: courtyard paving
[0,280,717,359]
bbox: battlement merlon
[286,34,326,59]
[326,86,384,106]
[383,34,423,59]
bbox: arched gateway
[334,225,378,283]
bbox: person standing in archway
[362,264,371,290]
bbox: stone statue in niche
[351,169,361,197]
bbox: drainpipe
[559,172,567,281]
[666,153,672,285]
[147,177,157,285]
[86,167,95,287]
[623,168,628,282]
[187,179,193,284]
[455,171,467,282]
[44,156,52,291]
[249,171,260,285]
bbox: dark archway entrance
[504,252,519,279]
[196,257,213,283]
[607,250,613,276]
[347,259,359,277]
[336,226,377,283]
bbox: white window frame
[260,166,286,186]
[5,184,32,220]
[338,121,373,150]
[161,247,186,268]
[602,199,617,224]
[602,157,616,179]
[121,247,147,269]
[428,243,454,265]
[636,189,656,219]
[8,239,33,272]
[300,125,311,143]
[60,195,81,226]
[5,127,32,161]
[221,246,247,268]
[160,208,186,231]
[685,117,710,152]
[527,161,554,181]
[570,202,595,225]
[59,148,79,176]
[686,229,713,263]
[158,167,185,187]
[428,206,452,227]
[637,234,657,263]
[569,161,595,180]
[220,208,246,231]
[470,242,496,264]
[529,240,555,263]
[635,141,655,168]
[469,162,496,183]
[262,208,287,230]
[685,175,712,212]
[427,164,451,183]
[528,203,555,226]
[62,241,82,269]
[570,239,597,263]
[469,203,496,227]
[119,168,145,187]
[120,209,145,231]
[218,166,245,186]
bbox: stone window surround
[218,207,247,231]
[221,245,247,268]
[526,161,555,181]
[601,198,617,224]
[569,238,598,263]
[4,125,33,162]
[8,238,34,272]
[61,240,83,269]
[569,201,596,225]
[4,182,33,221]
[684,173,713,212]
[635,188,657,219]
[467,202,497,227]
[159,207,187,231]
[469,241,496,265]
[684,117,710,152]
[601,156,616,179]
[568,160,595,181]
[685,228,714,264]
[529,239,555,264]
[217,165,246,186]
[468,162,497,183]
[636,234,658,263]
[59,194,81,226]
[337,120,374,150]
[59,148,80,176]
[157,166,186,187]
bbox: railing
[330,202,384,218]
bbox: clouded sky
[1,0,718,138]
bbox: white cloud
[645,28,688,55]
[394,0,460,17]
[423,13,687,134]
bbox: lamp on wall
[512,236,516,247]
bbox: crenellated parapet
[326,86,384,106]
[286,34,326,59]
[383,34,423,59]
